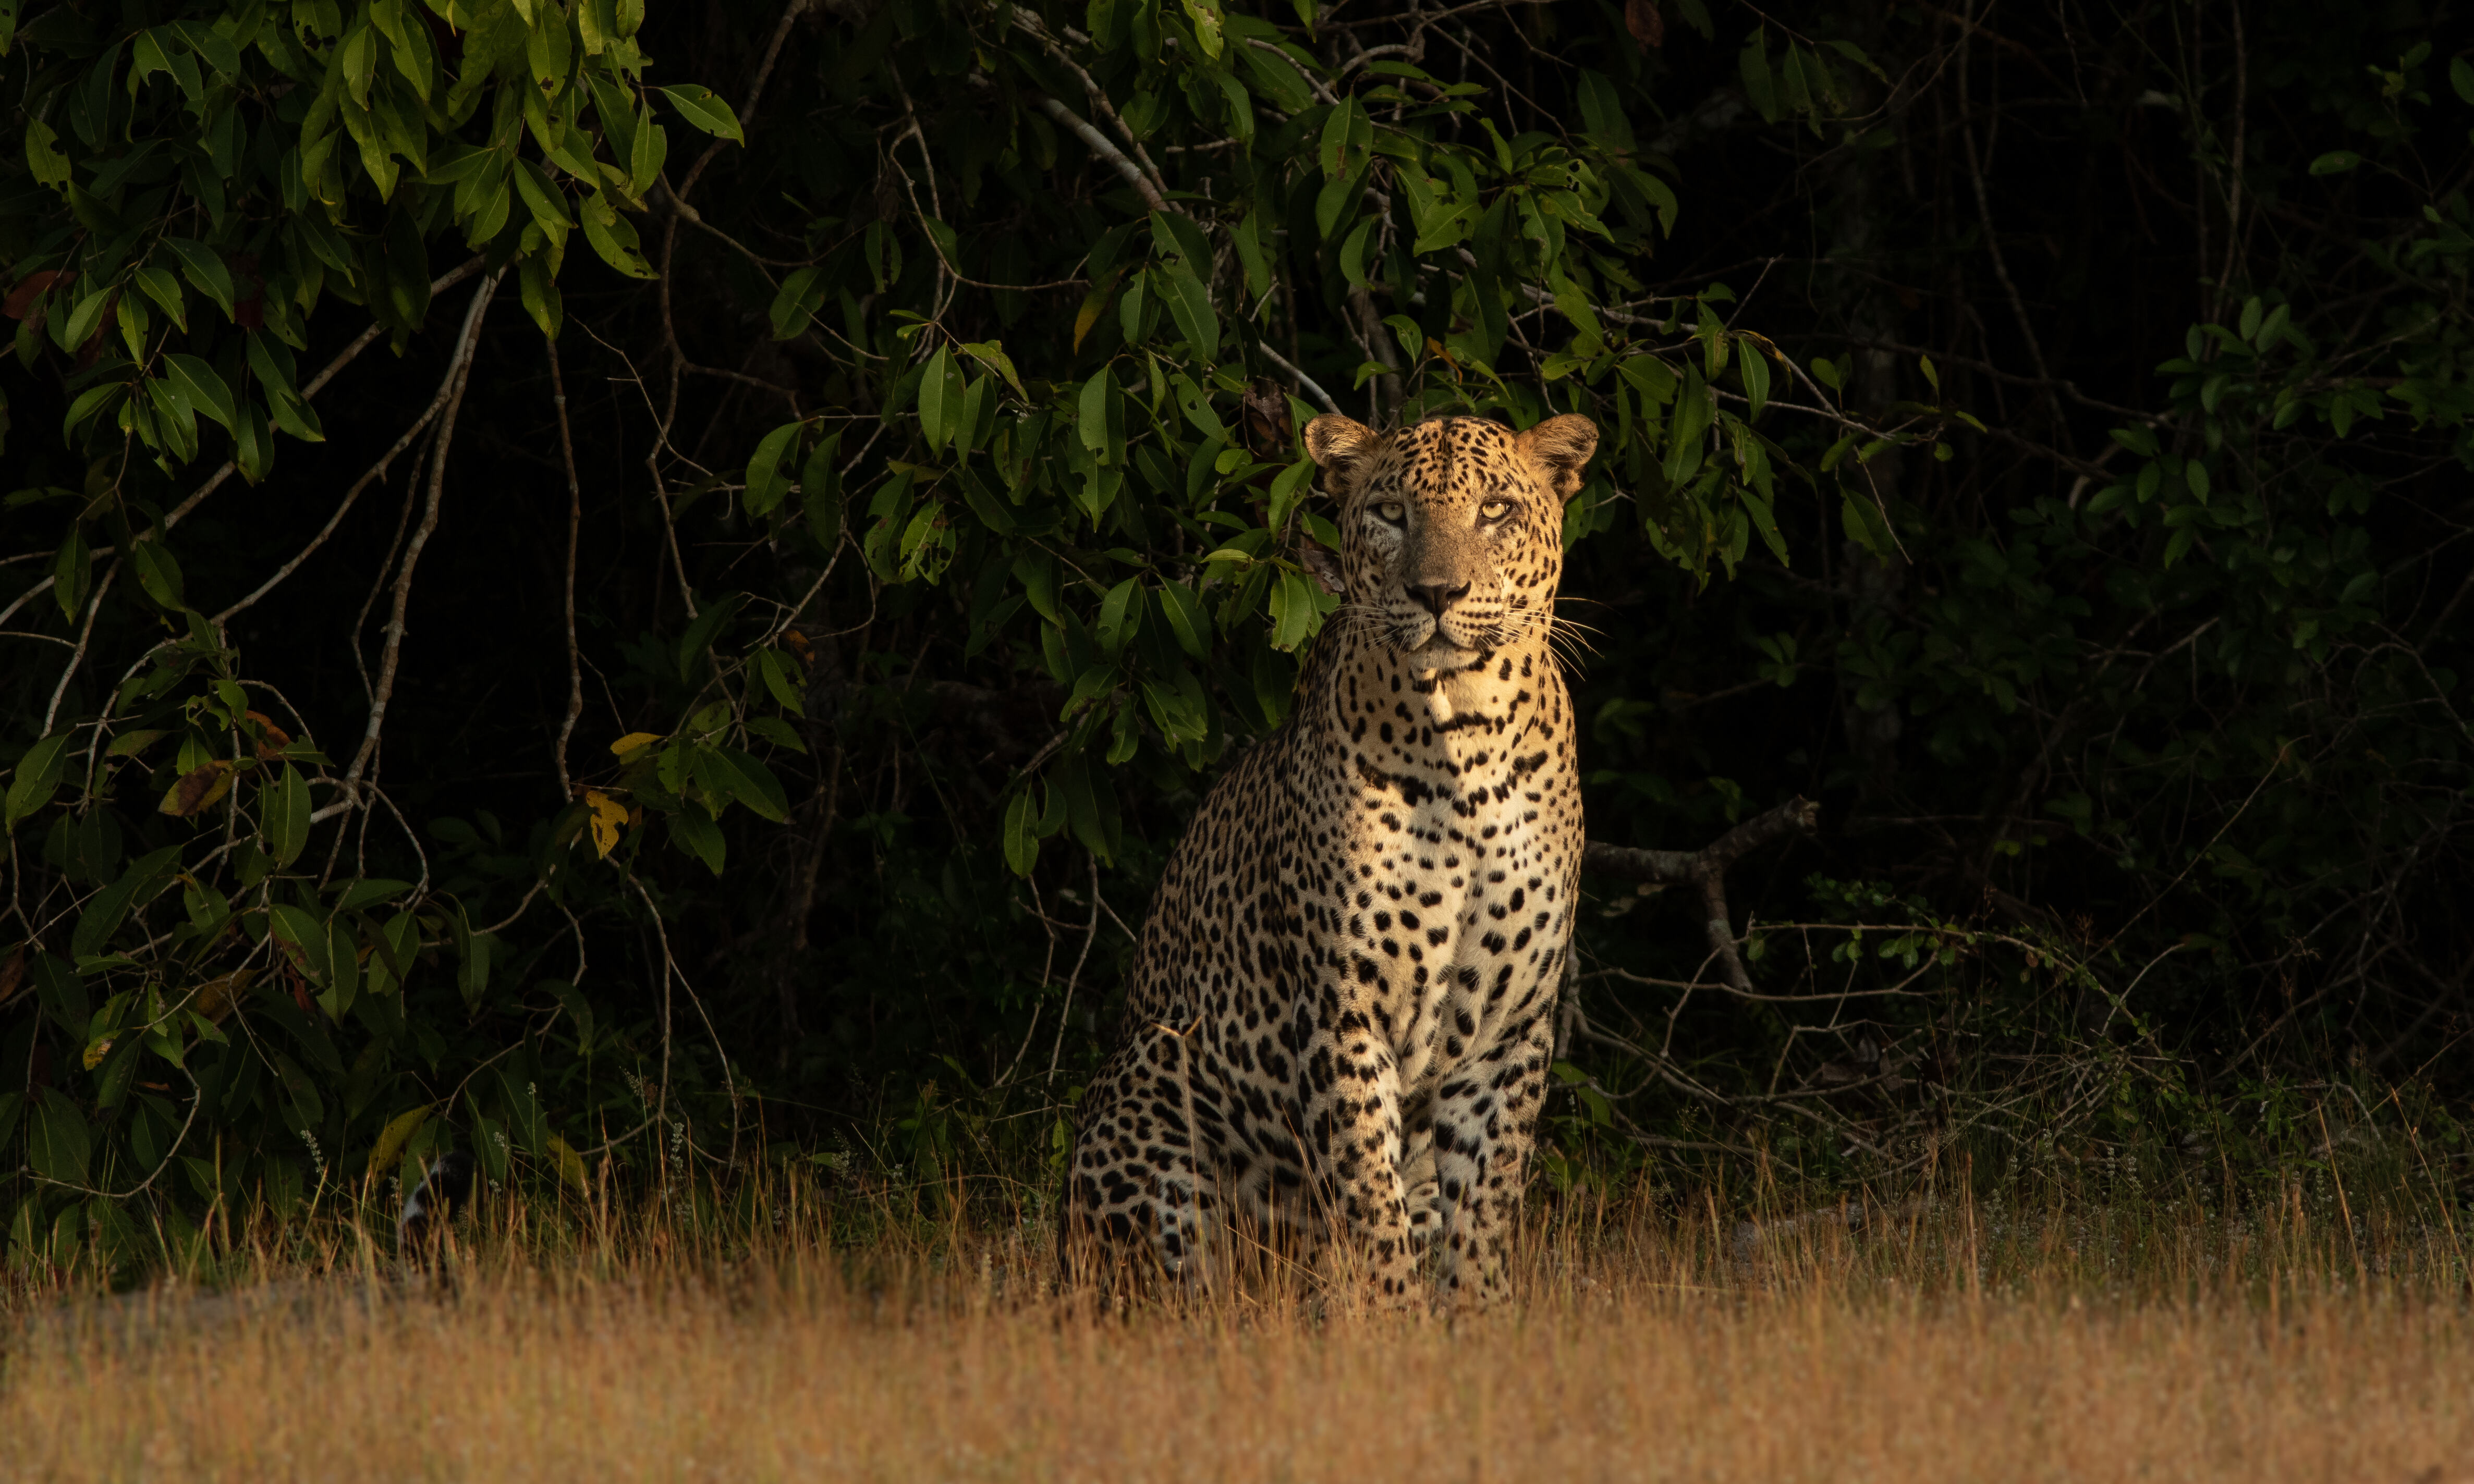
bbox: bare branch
[550,339,586,804]
[1583,797,1823,994]
[342,271,505,801]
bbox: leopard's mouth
[1401,630,1485,674]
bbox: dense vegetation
[2,0,2469,1272]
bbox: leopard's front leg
[1430,1004,1555,1306]
[1298,1005,1421,1307]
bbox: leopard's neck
[1301,624,1566,782]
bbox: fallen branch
[1582,796,1822,994]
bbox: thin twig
[211,284,501,630]
[1260,343,1340,413]
[342,272,505,801]
[1046,852,1105,1086]
[550,339,586,803]
[0,256,488,633]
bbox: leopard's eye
[1376,501,1406,522]
[1480,499,1514,520]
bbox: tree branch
[342,271,504,800]
[549,338,586,803]
[0,255,489,633]
[1582,796,1822,993]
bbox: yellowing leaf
[584,789,629,858]
[547,1133,590,1193]
[160,759,237,817]
[368,1102,434,1177]
[191,967,253,1023]
[83,1036,113,1070]
[609,731,664,759]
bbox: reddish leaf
[1240,381,1294,461]
[246,710,293,761]
[4,270,70,320]
[0,945,25,1008]
[281,960,315,1015]
[1624,0,1663,47]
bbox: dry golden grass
[6,1180,2473,1483]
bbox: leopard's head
[1303,413,1599,671]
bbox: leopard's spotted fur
[1060,411,1601,1307]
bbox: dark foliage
[2,0,2469,1269]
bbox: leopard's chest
[1323,670,1580,1089]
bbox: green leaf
[268,903,333,984]
[754,648,806,715]
[1002,790,1039,878]
[2308,151,2360,176]
[1841,490,1895,560]
[263,764,313,865]
[919,346,964,453]
[25,117,71,190]
[53,530,91,623]
[28,1090,90,1185]
[1094,577,1141,658]
[5,733,72,831]
[513,158,573,242]
[744,422,801,517]
[1266,456,1314,530]
[1078,371,1122,460]
[1159,263,1219,363]
[62,383,127,443]
[129,539,187,611]
[1157,580,1211,659]
[60,288,114,352]
[578,190,655,278]
[520,254,564,340]
[709,747,790,822]
[133,265,187,332]
[249,337,326,443]
[160,353,237,431]
[668,802,726,873]
[1547,266,1605,355]
[162,238,236,319]
[801,434,845,550]
[676,591,748,679]
[1268,570,1318,651]
[1337,217,1376,288]
[1740,347,1771,421]
[71,845,182,959]
[657,83,744,144]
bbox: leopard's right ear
[1304,413,1381,497]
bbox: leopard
[1059,409,1601,1308]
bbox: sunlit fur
[1061,411,1601,1309]
[1325,417,1599,670]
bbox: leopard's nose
[1407,581,1470,616]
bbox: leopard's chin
[1401,634,1484,676]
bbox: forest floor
[4,1180,2472,1482]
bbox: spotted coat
[1061,412,1601,1307]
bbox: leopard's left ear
[1516,414,1600,502]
